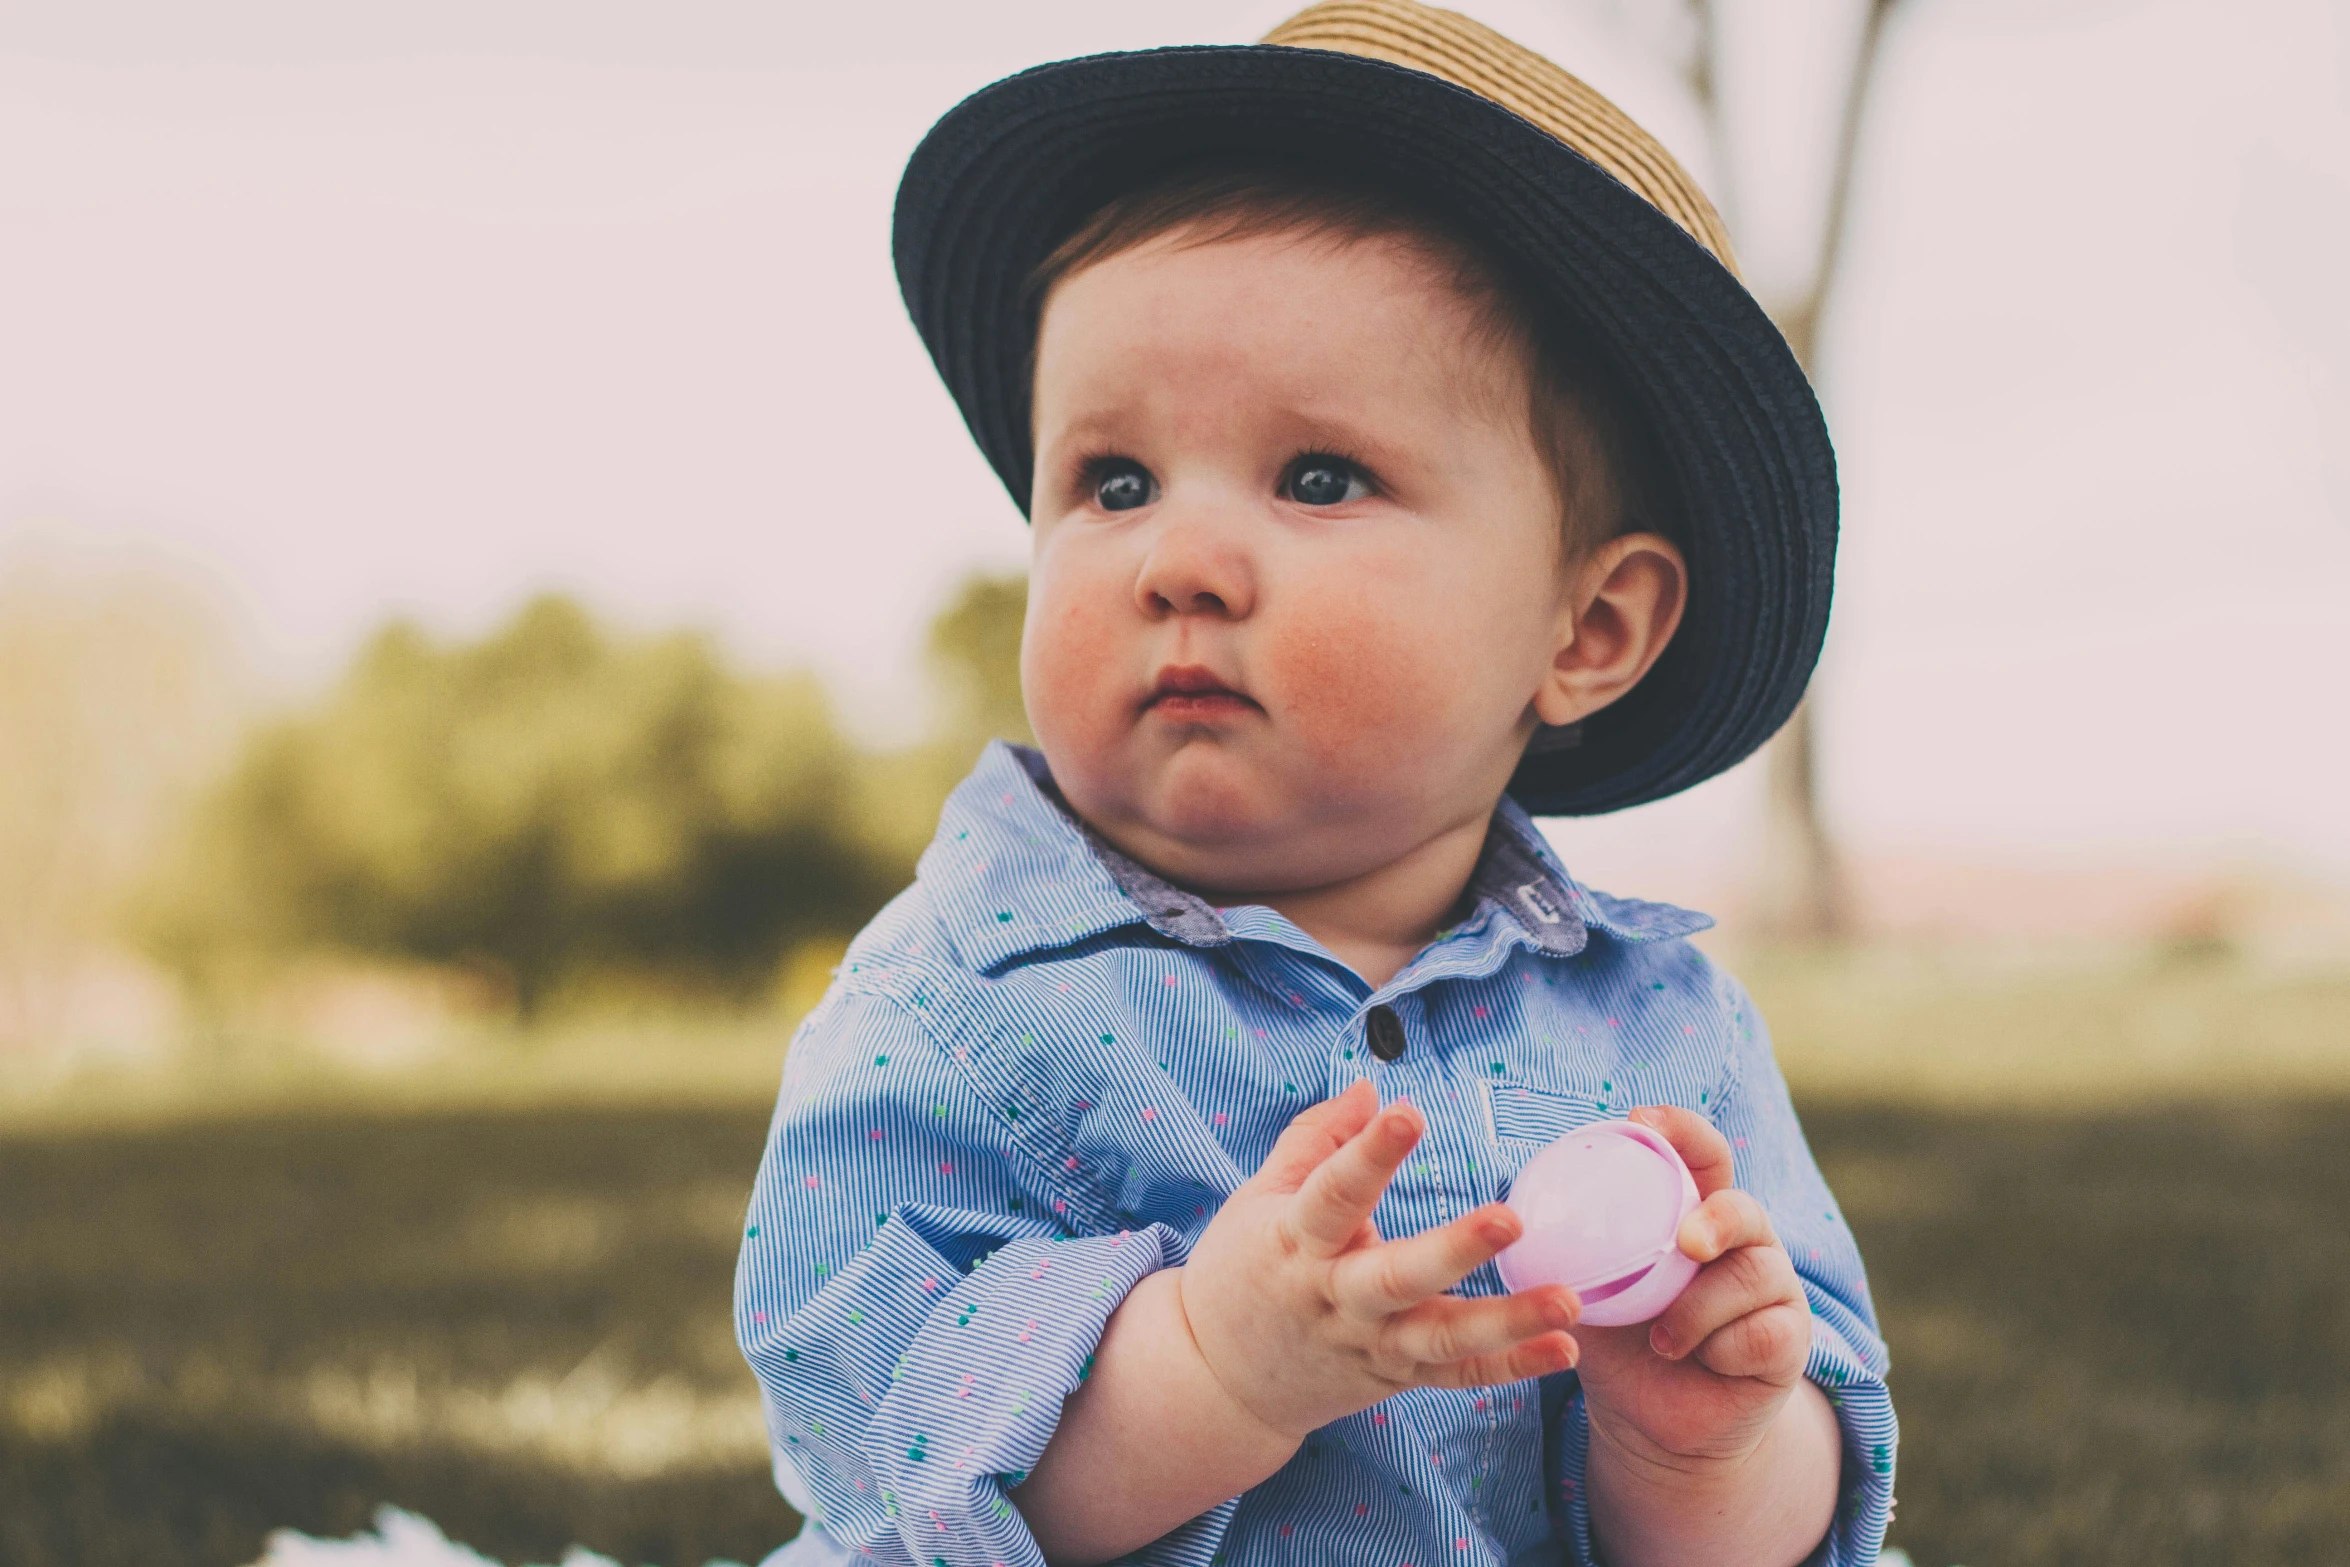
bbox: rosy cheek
[1261,582,1463,767]
[1023,569,1130,744]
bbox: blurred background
[2,1,2346,1564]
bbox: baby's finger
[1332,1204,1521,1314]
[1628,1104,1735,1198]
[1380,1287,1579,1370]
[1675,1188,1777,1265]
[1287,1096,1422,1252]
[1648,1243,1804,1364]
[1253,1079,1380,1194]
[1688,1301,1813,1383]
[1418,1330,1580,1390]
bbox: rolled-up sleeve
[1551,972,1897,1567]
[736,984,1186,1566]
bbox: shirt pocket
[1485,1079,1614,1149]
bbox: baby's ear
[1533,532,1687,728]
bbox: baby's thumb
[1253,1079,1379,1192]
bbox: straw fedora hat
[893,0,1835,816]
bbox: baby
[737,4,1893,1565]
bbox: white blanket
[250,1505,752,1567]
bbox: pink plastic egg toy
[1495,1119,1701,1327]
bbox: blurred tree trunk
[1684,0,1898,941]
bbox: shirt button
[1365,1005,1407,1062]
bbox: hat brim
[892,43,1836,816]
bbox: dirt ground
[3,1097,2346,1567]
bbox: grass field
[3,951,2348,1566]
[5,1089,2350,1566]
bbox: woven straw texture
[1261,0,1739,271]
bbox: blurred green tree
[850,570,1033,878]
[142,596,897,1015]
[926,571,1031,754]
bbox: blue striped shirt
[736,743,1895,1566]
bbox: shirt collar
[920,742,1709,974]
[1463,794,1715,953]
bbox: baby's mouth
[1146,664,1261,723]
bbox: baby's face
[1024,230,1578,897]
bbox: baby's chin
[1053,736,1391,893]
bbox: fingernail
[1544,1295,1575,1329]
[1649,1322,1676,1358]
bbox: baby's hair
[1025,159,1667,562]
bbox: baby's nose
[1133,509,1257,620]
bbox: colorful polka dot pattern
[735,744,1894,1567]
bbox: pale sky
[3,0,2346,894]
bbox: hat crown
[1261,0,1738,273]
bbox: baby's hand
[1571,1105,1814,1467]
[1177,1079,1580,1443]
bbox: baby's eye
[1090,459,1157,513]
[1282,456,1371,507]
